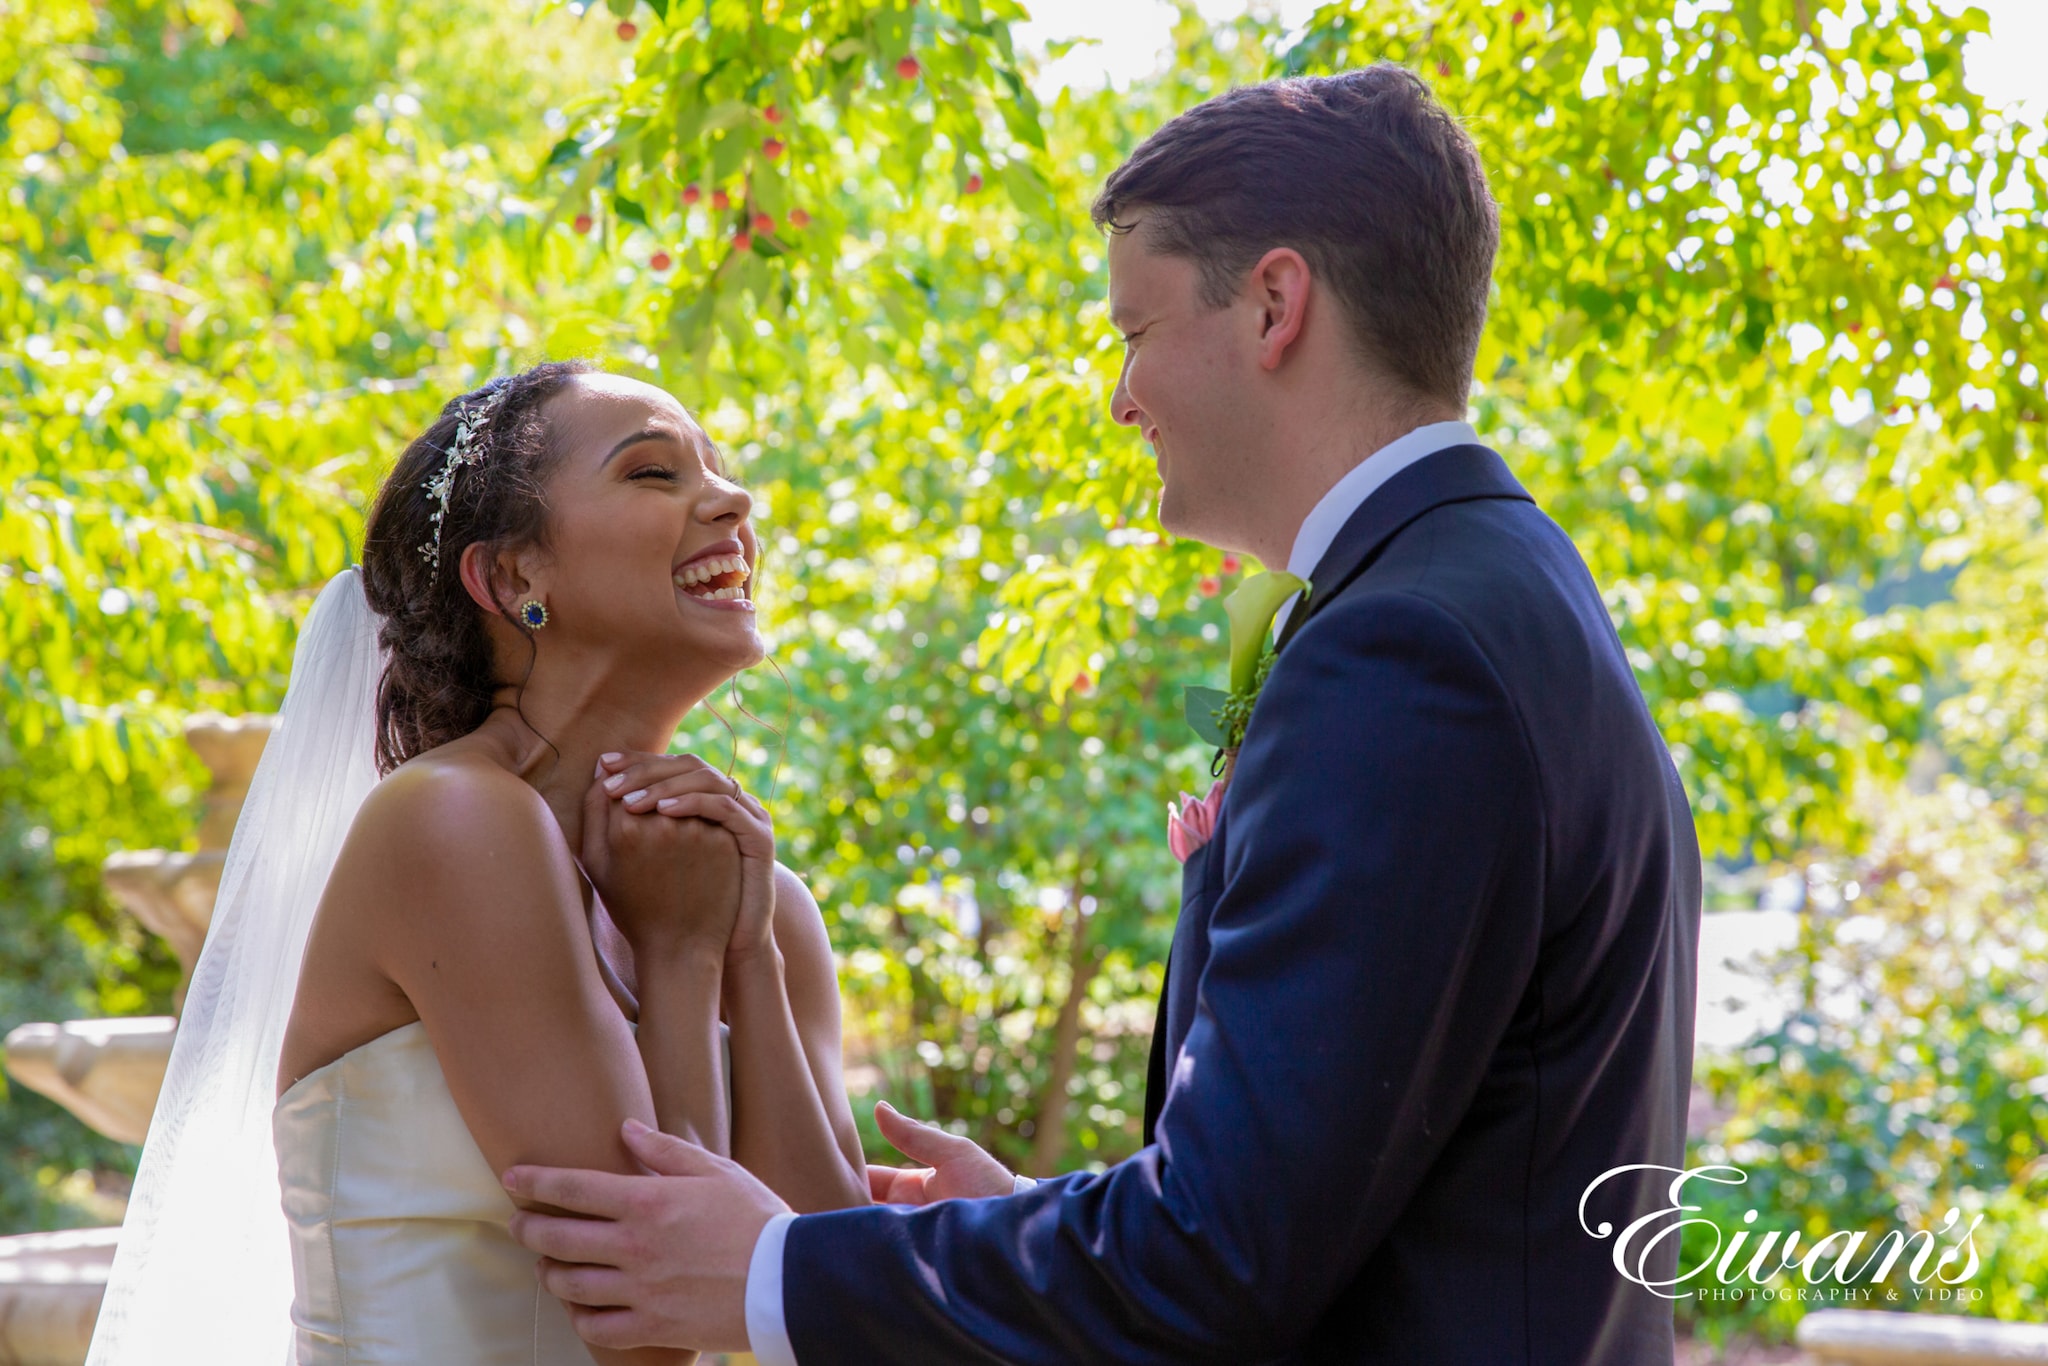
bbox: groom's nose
[1110,358,1142,430]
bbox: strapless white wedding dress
[272,1021,595,1365]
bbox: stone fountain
[0,715,272,1366]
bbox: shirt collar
[1272,419,1478,637]
[1284,420,1480,584]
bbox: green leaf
[698,102,753,136]
[1184,686,1230,748]
[997,159,1053,218]
[612,194,648,227]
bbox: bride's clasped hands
[580,749,776,970]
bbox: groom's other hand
[865,1100,1016,1204]
[504,1119,787,1354]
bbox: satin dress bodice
[272,1021,595,1365]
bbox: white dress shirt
[742,419,1479,1365]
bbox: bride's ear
[456,541,530,621]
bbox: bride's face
[521,373,764,683]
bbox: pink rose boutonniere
[1167,569,1308,862]
[1167,782,1225,863]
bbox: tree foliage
[1686,781,2048,1337]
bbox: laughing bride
[84,362,868,1365]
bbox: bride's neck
[478,670,713,848]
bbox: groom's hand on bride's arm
[866,1099,1018,1204]
[505,1119,785,1354]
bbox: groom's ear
[1249,247,1313,373]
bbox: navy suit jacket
[782,446,1702,1364]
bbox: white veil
[86,568,384,1366]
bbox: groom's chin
[1156,485,1223,552]
[1155,481,1190,538]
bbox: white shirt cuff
[744,1210,800,1366]
[746,1179,1034,1363]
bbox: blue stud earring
[519,599,548,629]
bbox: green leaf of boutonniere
[1184,685,1231,748]
[1181,570,1309,751]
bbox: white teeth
[674,554,747,586]
[672,575,751,601]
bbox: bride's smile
[673,541,753,608]
[526,371,767,703]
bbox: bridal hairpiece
[417,384,509,577]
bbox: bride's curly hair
[359,360,594,775]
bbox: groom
[508,65,1702,1363]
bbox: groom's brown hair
[1093,64,1497,409]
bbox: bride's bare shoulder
[341,748,561,883]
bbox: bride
[84,362,869,1365]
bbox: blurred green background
[2,0,2044,1347]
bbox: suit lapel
[1277,444,1532,651]
[1144,830,1217,1144]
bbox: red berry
[964,173,983,194]
[681,183,701,206]
[896,54,921,80]
[1198,577,1221,598]
[1072,673,1092,695]
[1221,554,1241,574]
[734,229,753,250]
[1934,274,1958,291]
[763,105,782,124]
[752,212,775,235]
[1511,8,1525,23]
[616,20,636,40]
[763,137,784,160]
[788,207,811,228]
[649,251,672,271]
[573,212,594,234]
[712,189,731,211]
[1436,60,1450,76]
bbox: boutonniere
[1168,570,1308,862]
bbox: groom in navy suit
[509,64,1702,1364]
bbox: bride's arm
[596,755,864,1212]
[719,863,867,1212]
[355,762,706,1366]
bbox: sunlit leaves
[543,0,1048,367]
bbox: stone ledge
[0,1228,115,1366]
[1798,1310,2048,1364]
[2,1018,176,1147]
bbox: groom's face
[1107,217,1261,552]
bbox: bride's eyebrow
[598,427,682,467]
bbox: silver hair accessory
[417,385,509,577]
